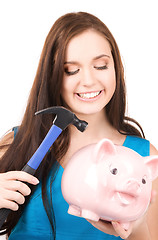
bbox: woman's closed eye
[64,63,108,76]
[64,68,80,76]
[94,65,108,70]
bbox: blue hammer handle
[0,124,62,229]
[25,124,62,171]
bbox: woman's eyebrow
[93,54,110,60]
[64,54,110,65]
[64,61,78,65]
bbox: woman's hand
[87,219,133,239]
[0,171,39,211]
[87,210,152,240]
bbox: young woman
[0,12,158,240]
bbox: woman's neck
[70,110,124,145]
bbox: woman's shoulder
[125,136,158,156]
[0,130,14,158]
[124,135,150,157]
[150,143,158,155]
[0,129,14,145]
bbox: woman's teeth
[78,91,101,99]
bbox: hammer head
[35,106,88,132]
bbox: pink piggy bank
[61,138,158,230]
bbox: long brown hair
[0,12,144,237]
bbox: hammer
[0,106,88,229]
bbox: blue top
[9,135,150,240]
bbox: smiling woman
[0,11,158,240]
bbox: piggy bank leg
[81,209,100,221]
[68,205,81,217]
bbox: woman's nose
[80,68,95,86]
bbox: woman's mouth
[76,90,103,100]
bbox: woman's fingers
[112,221,133,239]
[0,190,25,211]
[1,171,39,185]
[1,198,19,211]
[87,219,119,236]
[0,171,39,210]
[87,219,133,239]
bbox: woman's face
[61,29,116,116]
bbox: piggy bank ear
[92,138,116,163]
[144,155,158,180]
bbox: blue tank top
[9,135,150,240]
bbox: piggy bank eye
[142,176,147,184]
[110,166,118,175]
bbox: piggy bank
[61,138,158,230]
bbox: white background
[0,0,158,238]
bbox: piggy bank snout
[123,179,141,195]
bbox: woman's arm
[146,144,158,239]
